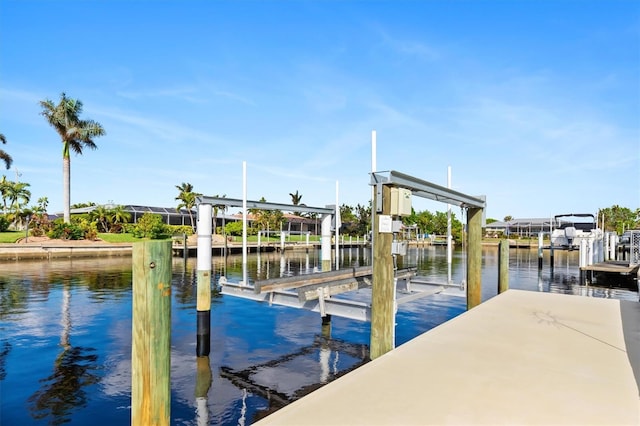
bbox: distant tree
[36,197,49,214]
[289,190,302,207]
[211,194,226,234]
[503,215,513,222]
[132,213,168,239]
[0,133,13,169]
[250,196,283,232]
[354,202,371,236]
[598,205,639,234]
[109,205,131,232]
[90,205,111,232]
[40,93,106,223]
[5,180,31,223]
[486,218,497,224]
[71,201,96,209]
[415,210,435,235]
[224,220,245,236]
[0,175,10,213]
[175,182,200,232]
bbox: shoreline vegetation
[0,231,538,246]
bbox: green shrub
[168,225,193,236]
[47,219,85,240]
[29,214,51,237]
[0,215,9,232]
[224,221,244,236]
[132,213,169,239]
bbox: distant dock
[581,260,639,275]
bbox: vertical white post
[447,166,452,284]
[306,232,310,246]
[196,203,212,356]
[371,130,377,277]
[335,180,340,270]
[242,161,248,285]
[608,233,616,261]
[321,213,332,271]
[579,239,588,268]
[280,231,285,252]
[257,230,261,250]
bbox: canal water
[1,246,637,425]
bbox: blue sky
[1,0,638,221]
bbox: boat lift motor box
[390,187,412,216]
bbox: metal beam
[220,282,371,322]
[370,170,486,209]
[196,196,334,215]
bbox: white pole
[242,161,248,285]
[197,204,213,277]
[321,213,332,271]
[447,166,452,284]
[371,129,376,260]
[335,180,340,270]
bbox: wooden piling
[131,240,172,426]
[498,239,509,294]
[197,203,212,357]
[321,314,332,338]
[370,184,394,360]
[466,207,482,309]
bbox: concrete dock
[256,290,640,425]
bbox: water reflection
[0,246,637,426]
[27,282,101,425]
[219,335,368,424]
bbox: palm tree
[36,197,49,214]
[0,133,13,170]
[211,194,226,235]
[5,180,31,227]
[40,93,106,223]
[110,205,131,232]
[0,175,10,213]
[175,182,200,231]
[90,205,110,232]
[289,190,302,205]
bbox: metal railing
[630,230,640,266]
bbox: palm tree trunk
[63,155,71,223]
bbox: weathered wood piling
[131,240,172,426]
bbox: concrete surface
[256,290,640,425]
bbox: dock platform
[581,260,640,275]
[255,290,640,425]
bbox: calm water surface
[1,246,637,425]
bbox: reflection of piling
[195,356,212,426]
[183,233,188,261]
[537,232,543,269]
[197,204,212,357]
[131,241,172,426]
[498,239,509,294]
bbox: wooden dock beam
[467,207,482,309]
[131,241,172,426]
[498,239,509,294]
[370,184,394,360]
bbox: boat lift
[193,169,484,324]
